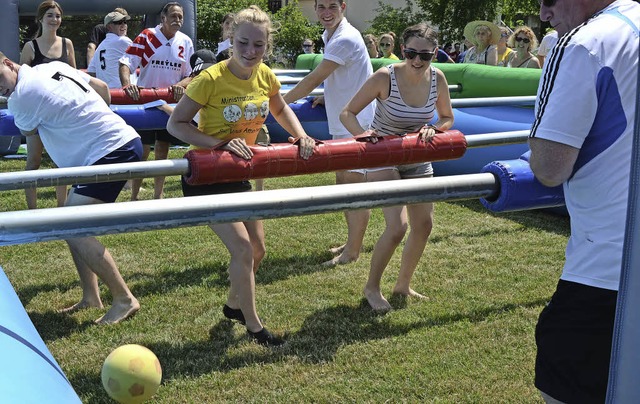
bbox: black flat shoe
[247,327,285,347]
[223,304,246,325]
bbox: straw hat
[464,20,501,45]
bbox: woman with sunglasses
[507,26,541,69]
[340,23,454,312]
[378,32,399,60]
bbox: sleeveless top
[31,38,69,66]
[507,55,536,68]
[371,64,438,136]
[371,64,438,175]
[464,45,496,64]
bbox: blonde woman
[19,0,76,209]
[507,26,541,69]
[167,6,315,346]
[462,20,499,66]
[379,32,399,60]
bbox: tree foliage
[416,0,500,42]
[366,0,427,46]
[196,0,321,68]
[273,2,323,67]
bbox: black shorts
[535,279,617,403]
[139,129,184,146]
[73,138,143,202]
[181,176,252,197]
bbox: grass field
[0,150,570,403]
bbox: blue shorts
[73,138,143,203]
[181,176,252,196]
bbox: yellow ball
[101,344,162,404]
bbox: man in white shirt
[284,0,375,266]
[1,52,142,325]
[87,10,133,88]
[528,0,639,401]
[535,29,558,67]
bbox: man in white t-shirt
[535,29,558,67]
[528,0,639,401]
[1,53,142,325]
[284,0,375,266]
[87,10,133,88]
[119,1,194,200]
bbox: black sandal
[247,327,285,347]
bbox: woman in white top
[507,26,541,69]
[340,23,454,312]
[462,20,499,66]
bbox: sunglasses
[404,49,435,62]
[111,20,127,25]
[379,43,392,48]
[539,0,557,6]
[515,37,531,43]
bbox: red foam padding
[184,130,467,185]
[110,88,174,104]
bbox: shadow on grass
[124,250,337,297]
[28,311,93,341]
[70,295,549,399]
[15,280,79,306]
[444,200,570,237]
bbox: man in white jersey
[87,10,133,89]
[119,1,194,200]
[528,0,639,401]
[284,0,375,266]
[535,29,558,67]
[0,52,142,325]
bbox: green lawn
[0,150,569,403]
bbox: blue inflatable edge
[0,266,81,402]
[480,156,565,212]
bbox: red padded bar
[184,130,467,185]
[109,88,174,104]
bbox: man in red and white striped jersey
[118,1,194,200]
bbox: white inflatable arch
[1,0,197,61]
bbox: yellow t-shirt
[186,62,280,148]
[497,47,514,67]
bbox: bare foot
[322,253,359,267]
[392,287,427,300]
[364,288,392,312]
[94,297,140,325]
[329,244,346,255]
[58,299,103,314]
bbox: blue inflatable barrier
[480,154,565,212]
[0,105,171,137]
[0,266,81,402]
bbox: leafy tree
[416,0,499,42]
[196,0,321,67]
[196,0,269,50]
[366,0,427,47]
[272,1,323,67]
